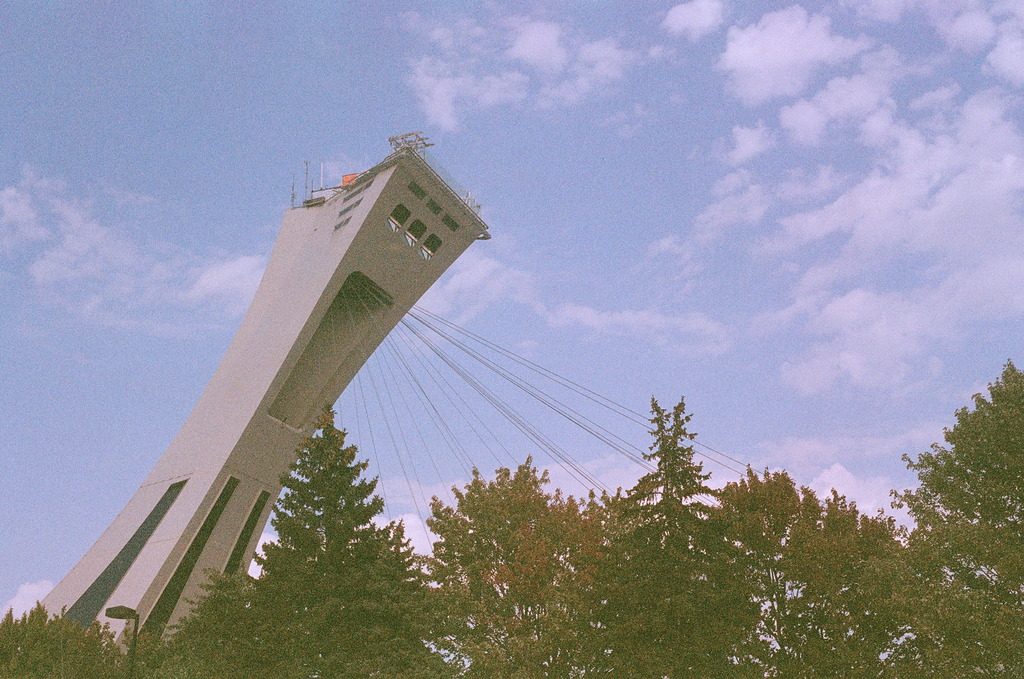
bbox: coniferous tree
[597,398,756,677]
[0,604,122,679]
[893,361,1024,675]
[166,409,445,678]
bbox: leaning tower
[44,135,490,635]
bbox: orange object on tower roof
[342,173,359,186]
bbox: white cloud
[809,463,898,516]
[847,0,1013,63]
[909,83,960,111]
[987,28,1024,85]
[848,0,1009,60]
[775,90,1023,255]
[418,249,537,323]
[939,9,997,50]
[758,425,939,472]
[646,233,704,282]
[841,0,916,23]
[647,233,688,258]
[756,425,937,521]
[407,17,633,129]
[421,246,728,355]
[780,288,939,393]
[647,44,676,61]
[408,56,529,132]
[0,186,39,232]
[766,89,1024,393]
[28,196,143,287]
[507,20,568,73]
[538,38,632,108]
[695,169,770,239]
[0,170,49,255]
[778,100,829,145]
[4,579,53,617]
[662,0,725,42]
[186,255,266,317]
[602,102,651,138]
[758,435,840,472]
[1,170,269,330]
[729,121,773,165]
[996,0,1024,22]
[719,5,870,106]
[779,51,897,145]
[542,302,731,355]
[776,165,846,202]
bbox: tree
[427,459,604,678]
[166,409,445,678]
[0,604,122,679]
[596,398,756,677]
[715,469,908,677]
[893,361,1024,675]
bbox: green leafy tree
[166,409,446,678]
[0,604,123,678]
[427,459,604,678]
[893,361,1024,675]
[715,470,907,677]
[596,398,756,677]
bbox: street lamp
[105,605,140,679]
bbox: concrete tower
[44,138,489,635]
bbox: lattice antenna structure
[389,132,435,154]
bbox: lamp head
[105,605,139,620]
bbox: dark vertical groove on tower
[142,476,239,635]
[65,480,187,626]
[224,490,271,575]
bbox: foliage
[16,366,1024,676]
[716,469,908,677]
[165,409,445,678]
[893,361,1024,675]
[0,604,122,679]
[427,459,603,678]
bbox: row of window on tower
[387,180,460,261]
[389,203,442,260]
[406,180,461,232]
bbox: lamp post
[105,605,140,679]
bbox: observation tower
[44,135,490,635]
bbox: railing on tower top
[387,132,482,215]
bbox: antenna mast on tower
[388,132,434,155]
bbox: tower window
[391,204,411,224]
[408,181,427,199]
[407,220,427,240]
[442,215,460,231]
[343,182,368,202]
[404,219,426,246]
[337,199,361,218]
[421,234,442,259]
[426,198,442,215]
[423,234,442,253]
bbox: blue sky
[3,0,1023,613]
